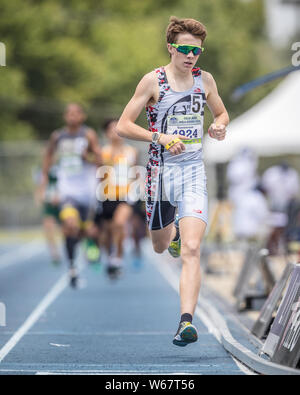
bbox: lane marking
[0,331,178,336]
[49,343,70,347]
[0,241,45,270]
[152,256,255,375]
[0,363,225,372]
[1,370,202,375]
[0,237,252,375]
[0,249,86,364]
[0,362,238,375]
[35,370,204,375]
[0,274,68,362]
[35,372,198,375]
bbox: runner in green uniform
[36,165,61,265]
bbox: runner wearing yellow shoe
[40,103,102,287]
[117,17,229,345]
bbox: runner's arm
[203,71,229,140]
[84,129,102,167]
[117,72,158,143]
[37,131,58,203]
[41,131,58,186]
[117,72,186,154]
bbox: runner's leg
[83,221,101,264]
[179,216,206,316]
[60,206,81,287]
[42,215,61,264]
[99,220,112,254]
[112,203,132,258]
[150,222,177,254]
[130,204,147,267]
[172,216,206,346]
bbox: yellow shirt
[101,144,137,200]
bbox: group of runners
[37,16,229,347]
[37,104,146,286]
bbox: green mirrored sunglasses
[171,43,204,56]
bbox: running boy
[94,118,137,279]
[117,16,229,346]
[40,103,102,287]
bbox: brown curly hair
[166,16,207,44]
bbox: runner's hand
[159,134,189,156]
[81,148,89,161]
[208,123,226,141]
[82,149,96,163]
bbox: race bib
[60,154,83,176]
[58,137,87,176]
[167,114,203,152]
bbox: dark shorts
[145,161,208,230]
[43,202,60,223]
[145,163,176,230]
[94,200,146,226]
[59,198,93,223]
[132,200,146,222]
[94,201,123,225]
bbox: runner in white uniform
[117,17,229,346]
[145,66,208,230]
[41,103,102,287]
[56,128,97,210]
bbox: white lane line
[152,256,254,375]
[5,369,198,375]
[0,274,68,363]
[0,240,45,270]
[0,331,178,336]
[36,371,204,375]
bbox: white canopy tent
[203,70,300,163]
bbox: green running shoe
[87,245,100,262]
[168,215,181,258]
[173,321,198,347]
[84,239,101,263]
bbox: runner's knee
[181,240,201,259]
[152,240,169,254]
[113,217,127,229]
[62,218,80,237]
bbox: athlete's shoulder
[133,70,159,102]
[85,126,98,138]
[200,70,215,84]
[102,145,111,155]
[138,70,158,88]
[200,70,218,97]
[51,125,69,139]
[45,129,61,153]
[101,146,112,164]
[49,128,62,144]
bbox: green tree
[0,0,286,140]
